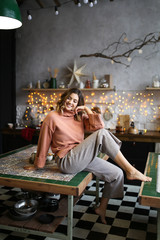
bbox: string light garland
[54,6,59,15]
[24,90,159,129]
[23,0,101,20]
[89,0,94,7]
[27,10,32,20]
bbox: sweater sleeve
[34,121,53,169]
[84,113,104,131]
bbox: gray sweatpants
[58,129,124,199]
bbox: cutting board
[118,115,130,130]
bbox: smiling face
[64,93,79,111]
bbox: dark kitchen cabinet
[108,141,155,185]
[121,141,155,172]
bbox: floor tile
[108,226,128,237]
[132,214,149,223]
[91,222,111,234]
[81,213,98,222]
[87,230,107,240]
[118,205,135,214]
[127,229,146,240]
[73,227,90,239]
[112,218,131,228]
[106,234,126,240]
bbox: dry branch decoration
[80,32,160,67]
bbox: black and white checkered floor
[0,180,157,240]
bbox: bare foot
[95,207,107,224]
[126,167,152,182]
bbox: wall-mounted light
[83,0,89,3]
[93,0,98,4]
[55,6,59,15]
[0,0,22,29]
[27,10,32,20]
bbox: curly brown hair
[56,88,85,121]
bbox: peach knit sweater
[34,110,104,168]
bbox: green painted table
[139,152,160,240]
[0,145,94,240]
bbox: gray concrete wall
[16,0,160,130]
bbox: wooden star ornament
[66,60,88,87]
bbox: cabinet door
[108,141,155,185]
[121,141,155,164]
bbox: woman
[25,88,152,224]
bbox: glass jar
[85,80,91,88]
[152,75,160,88]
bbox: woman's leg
[60,129,152,182]
[84,157,124,199]
[95,197,109,224]
[59,129,121,174]
[114,151,152,182]
[59,129,151,223]
[84,156,124,224]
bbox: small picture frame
[104,74,113,88]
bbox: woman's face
[64,93,79,111]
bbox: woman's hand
[75,106,93,115]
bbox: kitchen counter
[110,130,160,143]
[85,129,160,143]
[1,128,160,143]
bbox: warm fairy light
[138,49,143,54]
[24,90,158,126]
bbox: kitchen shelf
[22,87,115,92]
[146,87,160,90]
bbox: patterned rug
[0,146,75,182]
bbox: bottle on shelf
[50,78,57,88]
[85,80,91,88]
